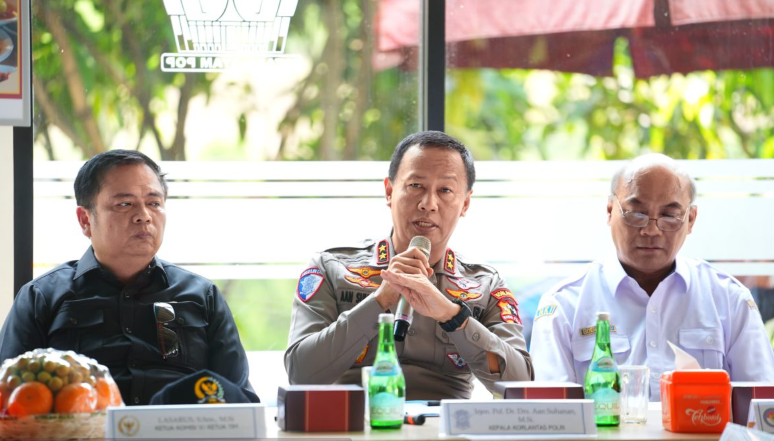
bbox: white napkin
[667,340,702,370]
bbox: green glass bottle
[584,311,621,426]
[368,313,405,429]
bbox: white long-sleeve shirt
[530,255,774,401]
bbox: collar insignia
[444,248,456,274]
[376,239,390,265]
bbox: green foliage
[215,279,296,351]
[446,38,774,160]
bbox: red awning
[376,0,774,77]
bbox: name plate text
[440,399,596,436]
[106,403,266,439]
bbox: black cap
[149,369,260,405]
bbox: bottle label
[591,388,620,417]
[373,360,398,376]
[370,392,404,421]
[591,356,616,371]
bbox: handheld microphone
[393,236,431,342]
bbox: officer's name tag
[106,403,266,439]
[439,399,596,437]
[748,399,774,434]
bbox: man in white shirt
[530,154,774,400]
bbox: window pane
[31,0,419,350]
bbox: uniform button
[441,332,448,340]
[69,317,78,325]
[133,397,140,404]
[706,337,715,344]
[177,318,185,325]
[408,329,416,336]
[472,333,480,341]
[649,341,657,348]
[126,327,132,334]
[649,307,657,314]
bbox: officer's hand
[375,247,433,311]
[380,269,459,323]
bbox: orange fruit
[54,383,97,414]
[7,381,54,416]
[95,378,123,409]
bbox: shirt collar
[74,246,168,287]
[603,254,690,296]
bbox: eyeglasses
[612,195,690,232]
[153,302,179,360]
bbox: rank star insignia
[345,276,381,288]
[446,289,482,302]
[376,239,390,265]
[445,249,456,273]
[347,266,381,278]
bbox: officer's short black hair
[388,131,476,191]
[74,149,168,210]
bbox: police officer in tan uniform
[285,131,533,399]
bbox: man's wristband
[439,298,472,332]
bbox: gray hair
[610,154,696,203]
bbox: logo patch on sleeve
[491,288,516,302]
[445,249,456,273]
[534,304,557,320]
[297,268,325,302]
[446,289,482,302]
[447,276,481,290]
[376,239,390,265]
[497,298,522,324]
[748,300,759,311]
[446,353,467,369]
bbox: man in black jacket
[0,150,257,405]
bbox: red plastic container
[661,370,731,433]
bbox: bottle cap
[378,313,395,324]
[596,311,610,321]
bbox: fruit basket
[0,348,124,439]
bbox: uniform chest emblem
[444,249,456,273]
[447,276,481,290]
[446,289,482,302]
[297,268,325,302]
[345,276,381,288]
[345,267,381,288]
[446,353,467,369]
[376,240,390,265]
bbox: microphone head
[409,236,431,259]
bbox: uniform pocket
[678,328,724,369]
[571,334,631,381]
[48,305,105,355]
[162,301,209,369]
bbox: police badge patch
[447,353,467,369]
[297,268,325,302]
[447,276,481,290]
[497,298,522,324]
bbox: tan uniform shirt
[285,236,533,399]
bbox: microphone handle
[393,298,413,342]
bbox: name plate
[439,399,596,437]
[749,399,774,434]
[106,403,266,439]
